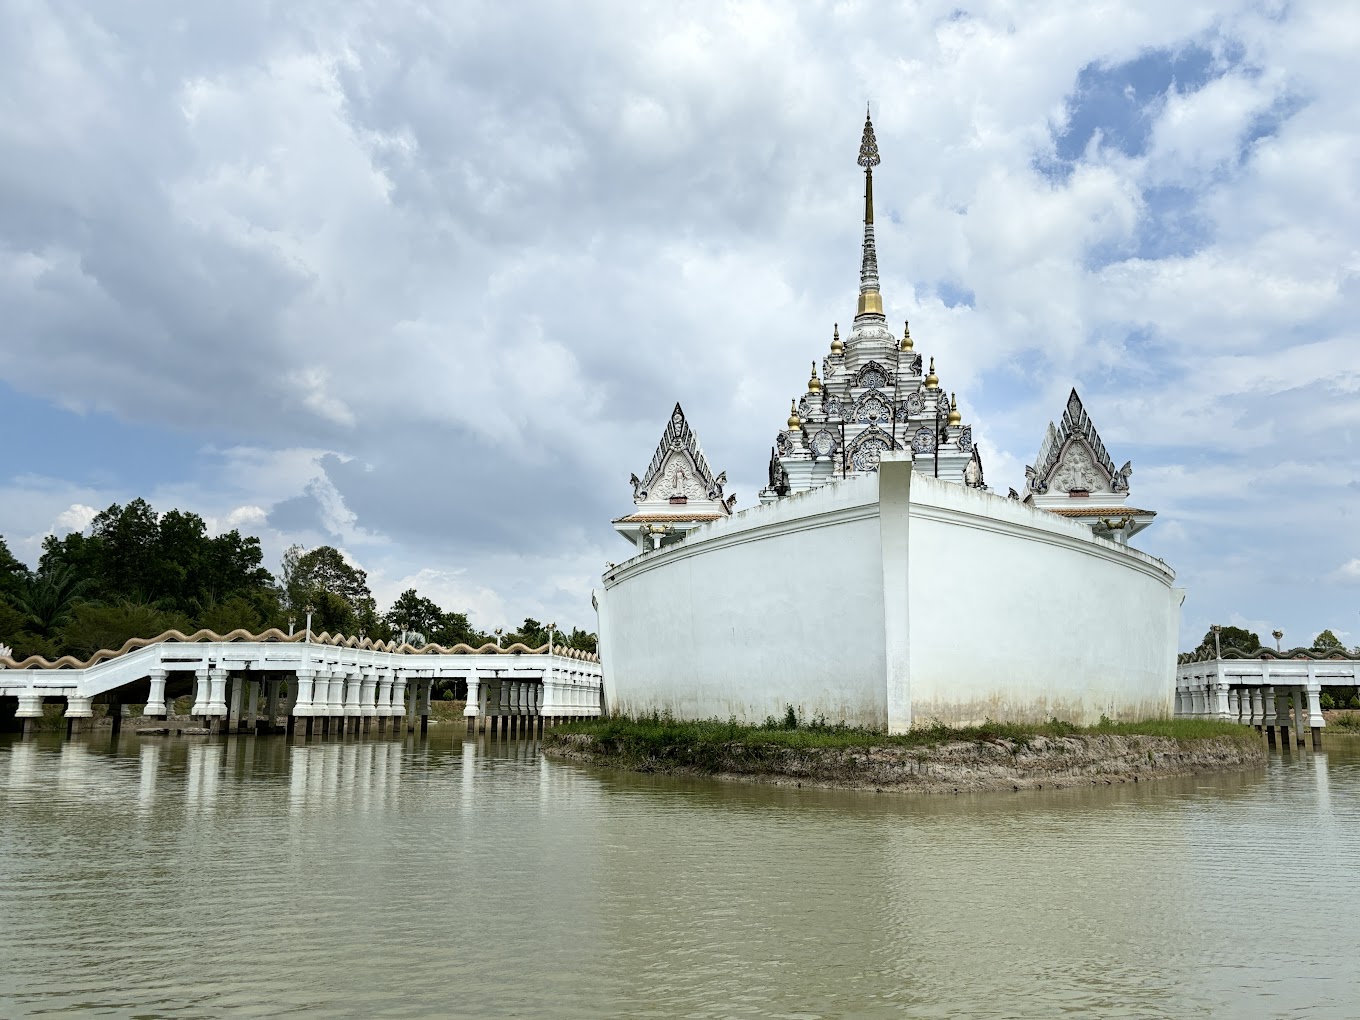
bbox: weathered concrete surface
[545,733,1265,795]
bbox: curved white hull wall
[597,455,1180,730]
[598,478,888,727]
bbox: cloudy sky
[2,0,1357,648]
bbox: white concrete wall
[598,475,889,728]
[903,470,1179,726]
[597,456,1180,729]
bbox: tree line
[0,498,597,661]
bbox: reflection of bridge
[1175,649,1358,749]
[1,630,603,739]
[3,729,564,818]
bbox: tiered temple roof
[1023,388,1154,542]
[614,403,735,551]
[758,109,985,501]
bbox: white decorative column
[1212,674,1231,720]
[360,670,377,718]
[16,691,44,736]
[1226,689,1238,722]
[392,673,409,731]
[145,668,168,718]
[1249,687,1264,728]
[376,670,393,717]
[464,668,481,732]
[327,670,345,719]
[344,670,362,718]
[292,669,317,716]
[1305,681,1325,749]
[1292,687,1306,748]
[1256,688,1278,750]
[190,669,210,717]
[64,695,93,718]
[207,667,229,718]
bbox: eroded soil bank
[544,731,1266,795]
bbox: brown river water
[1,728,1358,1019]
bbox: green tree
[0,535,27,600]
[10,564,96,638]
[564,626,599,655]
[58,601,193,659]
[283,545,375,636]
[1198,626,1260,656]
[386,589,444,640]
[1312,629,1344,653]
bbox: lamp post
[1272,629,1283,652]
[1211,624,1222,660]
[305,606,314,644]
[548,621,557,655]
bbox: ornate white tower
[759,109,984,502]
[1023,389,1154,543]
[614,403,735,552]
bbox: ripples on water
[1,730,1358,1019]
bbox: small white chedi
[596,111,1182,731]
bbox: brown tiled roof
[1045,506,1154,518]
[614,512,725,523]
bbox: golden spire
[856,106,884,319]
[787,399,801,429]
[808,361,821,392]
[900,320,913,351]
[925,357,939,389]
[830,323,844,355]
[948,392,961,426]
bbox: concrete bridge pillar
[326,670,345,728]
[292,669,317,737]
[343,670,362,733]
[1274,689,1292,748]
[190,669,210,719]
[359,669,377,733]
[1226,689,1238,722]
[1212,679,1230,720]
[64,694,94,737]
[207,668,229,725]
[15,692,44,738]
[1262,686,1277,747]
[145,668,169,719]
[391,674,409,733]
[1291,688,1306,748]
[1305,682,1324,750]
[1249,687,1263,729]
[465,668,481,734]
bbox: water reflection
[0,730,1357,1019]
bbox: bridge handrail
[0,627,601,671]
[1177,645,1359,665]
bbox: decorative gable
[630,403,727,506]
[1025,389,1134,502]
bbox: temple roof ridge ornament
[635,402,722,500]
[1029,388,1121,485]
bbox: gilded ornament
[787,399,801,429]
[947,393,961,427]
[925,357,939,389]
[900,320,913,351]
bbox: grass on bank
[548,712,1257,766]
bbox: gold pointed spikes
[925,357,939,389]
[900,320,913,351]
[830,323,844,355]
[948,392,961,426]
[787,399,801,429]
[857,106,881,169]
[808,361,821,393]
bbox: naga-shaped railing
[1177,645,1358,665]
[0,627,600,671]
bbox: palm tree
[12,564,96,636]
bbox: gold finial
[830,323,844,355]
[808,361,821,393]
[948,392,961,426]
[900,320,913,351]
[787,399,801,429]
[925,357,939,389]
